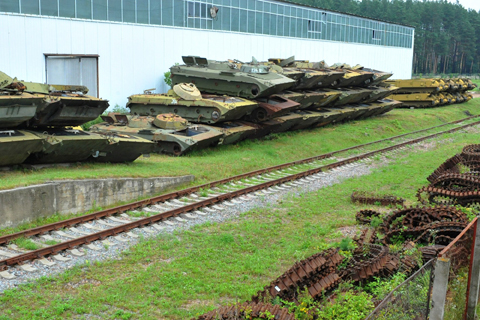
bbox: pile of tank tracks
[195,144,478,318]
[417,144,480,206]
[90,55,404,156]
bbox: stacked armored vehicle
[0,71,155,167]
[91,55,401,156]
[386,78,476,108]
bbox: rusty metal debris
[351,191,405,207]
[252,248,343,302]
[343,244,389,282]
[356,210,381,225]
[421,145,480,205]
[381,206,468,245]
[194,302,295,320]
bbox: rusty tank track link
[2,118,480,271]
[462,144,480,160]
[194,302,295,320]
[354,228,378,248]
[252,248,343,303]
[429,173,480,192]
[417,186,480,206]
[356,210,381,225]
[427,154,466,183]
[344,244,389,282]
[427,154,480,183]
[419,245,446,261]
[381,206,467,234]
[383,221,467,245]
[351,191,405,207]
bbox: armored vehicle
[363,86,399,104]
[0,72,44,127]
[351,65,393,86]
[384,79,444,94]
[213,122,258,145]
[327,88,374,107]
[0,71,109,128]
[0,91,44,128]
[289,110,328,131]
[91,113,224,156]
[247,95,300,122]
[268,57,346,88]
[170,56,296,99]
[279,90,341,109]
[329,64,375,87]
[0,129,44,166]
[127,83,259,124]
[24,129,108,164]
[389,92,441,108]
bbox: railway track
[0,115,480,279]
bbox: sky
[446,0,480,12]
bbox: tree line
[290,0,480,75]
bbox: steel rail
[1,119,480,269]
[0,115,478,247]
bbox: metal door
[45,55,98,97]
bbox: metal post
[429,257,451,320]
[466,219,480,320]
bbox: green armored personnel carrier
[91,113,224,156]
[127,83,259,124]
[170,56,296,99]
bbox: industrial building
[0,0,415,107]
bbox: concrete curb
[0,175,194,227]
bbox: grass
[0,114,479,318]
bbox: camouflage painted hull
[0,93,43,128]
[0,130,44,166]
[25,129,107,164]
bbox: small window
[308,20,322,33]
[187,1,209,19]
[372,30,381,41]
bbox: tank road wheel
[157,142,183,156]
[250,107,269,123]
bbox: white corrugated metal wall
[0,12,414,108]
